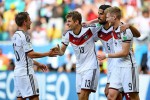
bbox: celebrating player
[98,7,140,100]
[84,4,140,99]
[55,11,101,100]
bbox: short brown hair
[66,11,82,24]
[105,6,122,19]
[15,12,29,27]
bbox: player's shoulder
[63,29,72,36]
[14,30,26,37]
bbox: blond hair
[105,6,122,19]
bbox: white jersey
[62,26,101,73]
[12,30,34,76]
[95,26,114,71]
[112,26,136,67]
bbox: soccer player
[97,7,140,100]
[84,4,140,99]
[55,11,100,100]
[12,12,58,100]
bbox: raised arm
[129,25,141,37]
[120,24,141,37]
[82,18,99,26]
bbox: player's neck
[73,25,82,35]
[104,23,110,29]
[18,26,28,33]
[113,20,120,30]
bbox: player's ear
[23,20,27,26]
[75,20,79,24]
[113,15,117,20]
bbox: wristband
[105,53,109,58]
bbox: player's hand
[49,44,61,57]
[82,21,91,27]
[97,53,106,61]
[38,63,48,72]
[82,22,88,27]
[120,24,129,32]
[49,47,58,57]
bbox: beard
[99,21,107,25]
[98,17,107,25]
[27,25,30,29]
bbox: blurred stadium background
[0,0,150,100]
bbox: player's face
[25,15,32,29]
[106,13,115,26]
[66,17,76,30]
[98,9,107,25]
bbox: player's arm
[33,60,48,72]
[82,18,99,26]
[107,42,130,58]
[97,42,130,60]
[57,43,67,56]
[129,25,141,37]
[120,24,141,37]
[27,49,57,58]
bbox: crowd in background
[0,0,150,74]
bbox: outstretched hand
[49,44,61,57]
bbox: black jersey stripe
[29,74,36,94]
[90,69,96,90]
[25,50,33,54]
[129,52,137,91]
[122,40,131,42]
[61,42,68,46]
[132,67,137,91]
[14,33,21,37]
[25,50,33,75]
[25,52,29,75]
[129,52,134,68]
[94,45,99,67]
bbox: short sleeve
[89,23,102,35]
[93,31,99,42]
[62,31,69,46]
[122,29,133,42]
[22,35,33,52]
